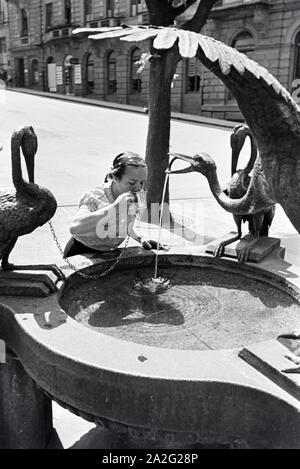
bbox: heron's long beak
[166,153,195,174]
[25,155,35,183]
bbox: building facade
[201,0,300,119]
[6,0,300,120]
[0,0,10,82]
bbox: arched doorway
[232,30,255,56]
[106,50,117,96]
[130,48,142,94]
[129,47,143,106]
[15,58,25,87]
[64,54,74,95]
[83,53,94,96]
[30,59,39,87]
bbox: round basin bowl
[60,259,300,351]
[2,253,299,449]
[53,254,300,448]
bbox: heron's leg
[238,238,258,263]
[238,213,264,263]
[1,239,17,270]
[252,212,265,237]
[213,215,242,258]
[2,240,65,287]
[1,241,64,291]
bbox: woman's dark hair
[104,152,147,182]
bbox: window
[45,3,53,29]
[130,0,143,16]
[107,0,114,17]
[0,1,4,24]
[84,0,93,17]
[107,51,117,94]
[20,8,28,37]
[232,31,255,53]
[130,48,142,93]
[294,31,300,80]
[186,58,201,93]
[0,37,6,54]
[65,0,71,24]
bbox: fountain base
[1,251,299,449]
[0,269,60,297]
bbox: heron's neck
[244,133,258,175]
[231,131,258,176]
[207,167,272,215]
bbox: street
[0,89,299,267]
[0,89,234,204]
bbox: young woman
[64,152,164,257]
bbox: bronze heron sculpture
[214,124,276,262]
[0,126,64,282]
[168,151,275,239]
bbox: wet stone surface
[60,266,300,350]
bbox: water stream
[132,173,170,295]
[154,172,169,279]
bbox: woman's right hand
[114,192,136,206]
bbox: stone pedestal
[0,349,53,448]
[0,270,59,297]
[206,233,283,263]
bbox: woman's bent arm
[70,192,134,236]
[70,204,117,235]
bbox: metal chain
[48,220,131,280]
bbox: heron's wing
[0,190,37,245]
[194,34,300,148]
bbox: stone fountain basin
[1,248,300,448]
